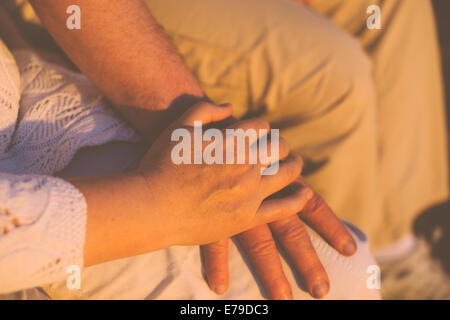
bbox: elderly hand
[201,176,357,299]
[136,101,314,246]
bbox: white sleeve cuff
[0,174,87,294]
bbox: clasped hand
[135,102,357,299]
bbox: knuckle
[303,194,327,215]
[245,238,277,256]
[276,222,310,243]
[303,263,326,280]
[203,242,228,254]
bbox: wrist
[71,172,174,266]
[126,170,181,248]
[139,93,211,141]
[115,93,210,144]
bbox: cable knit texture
[0,40,139,294]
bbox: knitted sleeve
[0,173,87,294]
[0,38,126,294]
[0,33,137,293]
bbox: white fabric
[374,234,417,264]
[0,39,138,294]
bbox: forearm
[70,173,172,267]
[0,5,29,50]
[30,0,205,139]
[0,171,174,292]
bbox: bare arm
[0,6,30,50]
[29,0,206,140]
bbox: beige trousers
[143,0,449,248]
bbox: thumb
[177,102,233,127]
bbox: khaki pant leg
[145,0,382,245]
[312,0,450,247]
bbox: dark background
[433,0,450,153]
[412,0,450,279]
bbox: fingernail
[342,240,357,256]
[279,291,293,300]
[304,188,314,200]
[312,280,329,299]
[213,284,227,295]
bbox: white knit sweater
[0,40,138,294]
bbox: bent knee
[221,1,377,144]
[267,18,374,117]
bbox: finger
[297,177,357,256]
[278,138,289,161]
[255,130,288,170]
[256,183,313,225]
[238,135,289,167]
[259,155,304,199]
[224,119,288,166]
[178,102,233,127]
[237,225,292,300]
[226,118,271,149]
[270,215,330,299]
[259,137,290,166]
[201,239,229,295]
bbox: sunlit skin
[72,102,312,266]
[26,0,357,299]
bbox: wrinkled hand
[201,177,357,299]
[136,101,314,246]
